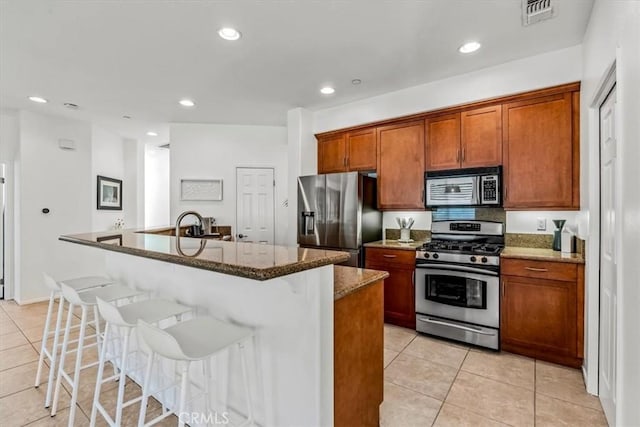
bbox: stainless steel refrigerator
[297,172,382,267]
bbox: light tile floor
[382,324,608,427]
[0,299,176,427]
[1,300,608,426]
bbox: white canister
[561,230,574,253]
[400,228,411,241]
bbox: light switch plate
[537,218,547,231]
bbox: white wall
[145,145,170,227]
[170,123,288,245]
[92,125,125,231]
[123,137,145,229]
[313,45,582,133]
[580,1,640,423]
[17,111,106,302]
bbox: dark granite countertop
[60,229,350,281]
[501,247,585,264]
[363,239,427,251]
[333,266,389,301]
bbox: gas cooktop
[418,240,504,256]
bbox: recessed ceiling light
[218,27,241,41]
[320,87,335,95]
[459,41,481,54]
[146,131,158,137]
[122,115,132,119]
[29,96,48,103]
[351,79,362,85]
[179,99,195,107]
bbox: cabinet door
[501,275,577,358]
[503,93,575,208]
[425,114,461,171]
[318,134,347,174]
[461,105,502,168]
[347,129,377,171]
[366,263,415,329]
[377,121,425,210]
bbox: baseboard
[583,365,598,396]
[14,295,50,305]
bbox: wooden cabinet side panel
[425,114,461,171]
[572,91,581,209]
[503,93,574,208]
[377,121,425,210]
[347,129,377,171]
[461,105,502,168]
[334,280,384,427]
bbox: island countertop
[333,266,389,300]
[60,229,350,281]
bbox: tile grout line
[429,348,469,427]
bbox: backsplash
[385,229,431,241]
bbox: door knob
[238,234,247,239]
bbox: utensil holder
[400,228,410,241]
[552,219,566,251]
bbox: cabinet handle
[456,149,460,162]
[343,157,347,167]
[462,147,466,162]
[525,267,549,272]
[505,186,508,201]
[383,254,397,258]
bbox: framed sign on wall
[180,179,223,201]
[97,175,122,210]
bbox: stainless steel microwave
[425,166,502,208]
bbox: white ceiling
[0,0,594,141]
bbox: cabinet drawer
[502,258,577,282]
[365,248,415,267]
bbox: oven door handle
[415,263,499,276]
[418,317,497,336]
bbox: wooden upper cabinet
[425,114,460,171]
[318,134,347,174]
[461,105,502,168]
[425,105,502,171]
[347,129,377,171]
[503,92,578,209]
[377,121,425,210]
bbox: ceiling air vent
[159,143,170,149]
[522,0,555,26]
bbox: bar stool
[51,282,144,426]
[137,317,255,427]
[90,296,192,427]
[35,273,114,408]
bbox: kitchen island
[60,229,354,426]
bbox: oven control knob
[424,253,430,259]
[481,257,488,263]
[432,253,439,259]
[470,256,477,262]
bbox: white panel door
[599,86,617,426]
[236,167,275,244]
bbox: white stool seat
[162,317,252,360]
[116,299,191,327]
[35,273,114,410]
[90,297,192,427]
[51,282,144,426]
[58,275,113,290]
[137,317,256,427]
[69,284,142,306]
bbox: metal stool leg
[34,291,55,391]
[239,341,255,425]
[51,302,75,417]
[90,322,111,426]
[177,362,190,427]
[138,351,155,427]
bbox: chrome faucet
[175,210,204,237]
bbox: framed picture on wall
[97,175,122,210]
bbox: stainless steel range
[415,220,504,350]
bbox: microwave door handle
[418,317,497,336]
[472,177,480,205]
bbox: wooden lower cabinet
[334,279,383,427]
[501,258,584,368]
[365,247,416,329]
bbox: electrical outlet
[537,218,547,231]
